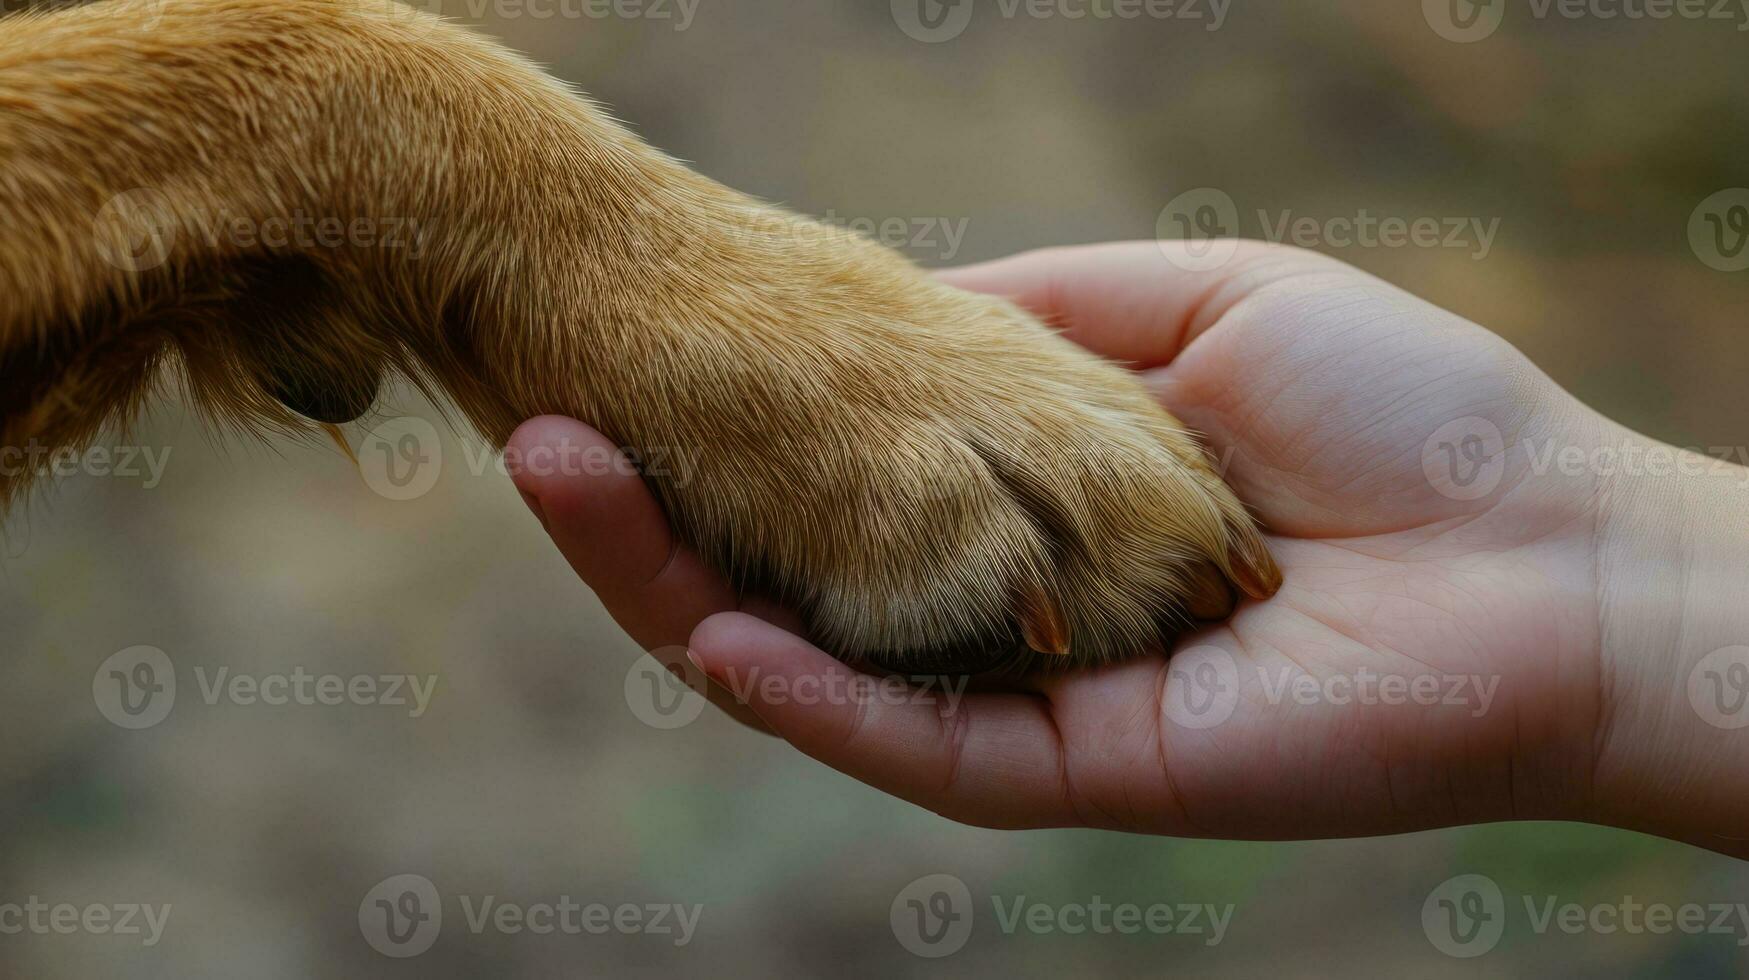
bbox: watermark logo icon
[624,647,708,730]
[1162,645,1240,729]
[891,874,974,958]
[892,0,975,41]
[1688,646,1749,730]
[92,189,177,273]
[359,416,443,501]
[93,646,176,730]
[1422,873,1506,957]
[1422,417,1506,501]
[1156,188,1240,271]
[1424,0,1505,42]
[1689,189,1749,273]
[360,874,442,958]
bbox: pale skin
[509,241,1749,859]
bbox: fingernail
[685,647,711,679]
[517,488,549,531]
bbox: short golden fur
[0,0,1280,670]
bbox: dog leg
[0,0,1279,669]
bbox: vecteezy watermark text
[1423,874,1749,957]
[353,417,700,502]
[889,874,1233,958]
[1521,438,1749,487]
[454,896,701,944]
[1256,666,1499,718]
[0,442,171,490]
[94,646,438,730]
[1161,647,1503,730]
[1257,209,1499,260]
[687,208,972,261]
[402,0,700,28]
[94,189,428,273]
[357,874,700,958]
[191,666,438,718]
[819,211,970,260]
[892,0,1231,43]
[1425,0,1749,42]
[1156,189,1500,269]
[0,898,171,947]
[623,647,972,730]
[1420,418,1749,503]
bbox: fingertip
[690,610,785,660]
[506,414,591,461]
[507,414,586,451]
[506,416,690,604]
[506,415,606,497]
[505,416,651,529]
[690,612,827,676]
[510,417,598,528]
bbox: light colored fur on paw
[0,0,1280,671]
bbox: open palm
[511,241,1613,840]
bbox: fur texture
[0,0,1280,671]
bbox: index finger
[508,415,792,733]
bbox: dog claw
[1225,534,1283,601]
[320,423,358,465]
[1016,581,1071,657]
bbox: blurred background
[4,0,1748,975]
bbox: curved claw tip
[1015,581,1071,656]
[1227,538,1283,600]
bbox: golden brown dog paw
[620,250,1282,672]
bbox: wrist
[1589,422,1749,857]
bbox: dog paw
[621,247,1281,673]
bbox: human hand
[510,241,1749,857]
